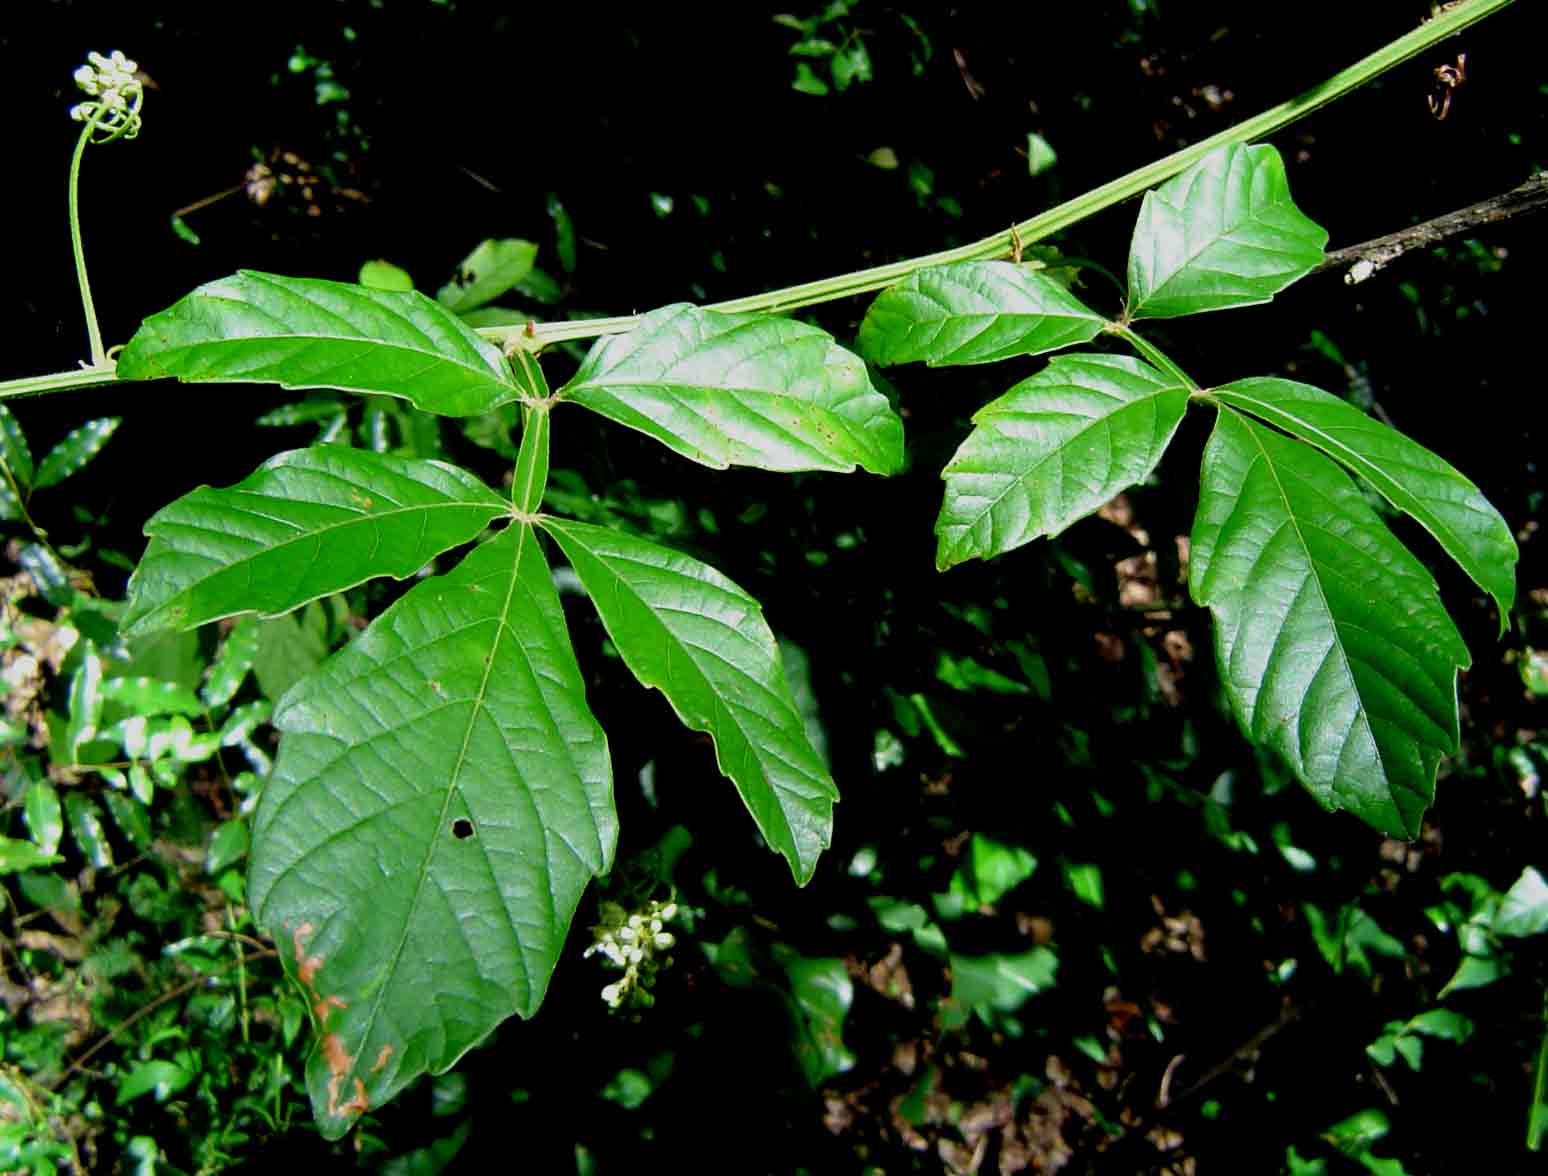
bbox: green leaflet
[1206,378,1517,627]
[123,447,510,636]
[117,270,529,417]
[34,418,120,490]
[1126,144,1327,320]
[1190,409,1470,836]
[249,522,615,1140]
[935,354,1188,569]
[857,261,1106,367]
[436,239,538,313]
[541,518,836,883]
[560,303,903,475]
[0,403,34,489]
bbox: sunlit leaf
[118,271,527,417]
[436,239,538,313]
[858,261,1105,367]
[1127,143,1327,319]
[1190,409,1470,836]
[202,618,260,708]
[935,354,1188,569]
[1206,377,1517,627]
[561,304,903,475]
[0,836,61,874]
[123,447,509,636]
[34,418,120,490]
[542,518,835,882]
[358,260,415,292]
[24,780,63,856]
[249,522,615,1139]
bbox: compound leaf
[1207,377,1517,627]
[541,518,836,882]
[936,354,1188,569]
[857,261,1106,367]
[123,447,509,637]
[560,304,903,474]
[117,270,528,417]
[249,522,615,1140]
[1127,144,1327,320]
[1190,408,1470,836]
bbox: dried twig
[1315,172,1548,284]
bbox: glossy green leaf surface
[541,518,836,882]
[935,354,1188,569]
[249,522,615,1139]
[117,271,526,417]
[857,261,1106,367]
[34,418,120,490]
[436,239,538,314]
[1126,144,1327,319]
[1190,409,1470,836]
[1207,377,1517,625]
[560,304,903,474]
[123,447,510,636]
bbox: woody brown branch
[1315,171,1548,283]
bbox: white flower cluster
[69,50,144,141]
[583,898,679,1010]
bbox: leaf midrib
[139,496,508,627]
[350,521,536,1095]
[942,384,1179,558]
[1227,416,1390,812]
[547,523,826,855]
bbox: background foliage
[3,1,1547,1171]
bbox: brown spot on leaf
[338,1078,370,1117]
[322,1032,350,1079]
[452,817,474,840]
[314,994,347,1023]
[291,922,326,987]
[371,1043,394,1074]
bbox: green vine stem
[1108,324,1198,391]
[492,0,1514,350]
[68,117,106,366]
[0,0,1516,401]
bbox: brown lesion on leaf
[322,1033,371,1119]
[338,1078,371,1117]
[289,922,382,1124]
[291,922,325,988]
[314,994,347,1023]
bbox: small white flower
[600,982,624,1007]
[653,932,676,951]
[658,903,678,922]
